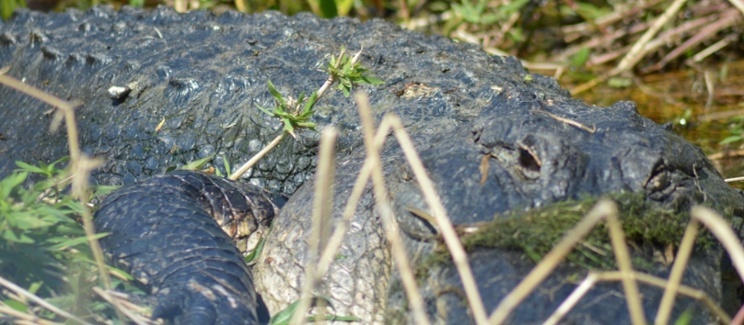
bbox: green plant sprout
[720,117,744,145]
[0,160,139,324]
[327,49,383,97]
[258,81,319,139]
[269,296,360,324]
[0,0,24,21]
[451,0,493,24]
[228,47,382,181]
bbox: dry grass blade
[316,124,391,282]
[508,202,733,324]
[289,128,337,325]
[0,72,81,163]
[379,113,488,325]
[729,0,744,15]
[646,8,741,72]
[704,70,715,110]
[544,272,600,325]
[734,305,744,325]
[537,111,596,133]
[71,155,107,312]
[0,275,92,325]
[538,200,649,324]
[488,199,614,324]
[604,201,645,324]
[570,0,688,95]
[570,71,612,96]
[0,72,120,321]
[547,270,730,324]
[561,0,663,38]
[315,162,373,272]
[655,219,700,324]
[229,132,286,180]
[692,34,739,64]
[616,0,688,73]
[355,93,431,325]
[569,19,646,65]
[92,287,154,325]
[346,99,491,323]
[611,271,730,324]
[724,176,744,183]
[700,108,744,123]
[0,303,59,325]
[690,206,744,282]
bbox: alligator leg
[94,171,282,324]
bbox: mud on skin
[2,6,744,324]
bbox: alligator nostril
[518,146,541,178]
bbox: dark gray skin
[94,171,284,324]
[259,91,744,323]
[378,100,743,323]
[2,6,743,324]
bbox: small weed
[1,160,85,292]
[720,118,744,145]
[257,81,319,139]
[0,0,24,20]
[178,153,216,171]
[0,160,142,323]
[269,296,360,324]
[244,236,265,264]
[229,47,381,180]
[257,48,381,138]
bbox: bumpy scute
[3,6,744,323]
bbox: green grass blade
[49,233,108,251]
[319,0,338,18]
[179,154,216,171]
[267,80,287,106]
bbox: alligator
[2,6,743,324]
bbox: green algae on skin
[427,192,717,272]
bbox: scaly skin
[94,171,283,324]
[3,7,743,323]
